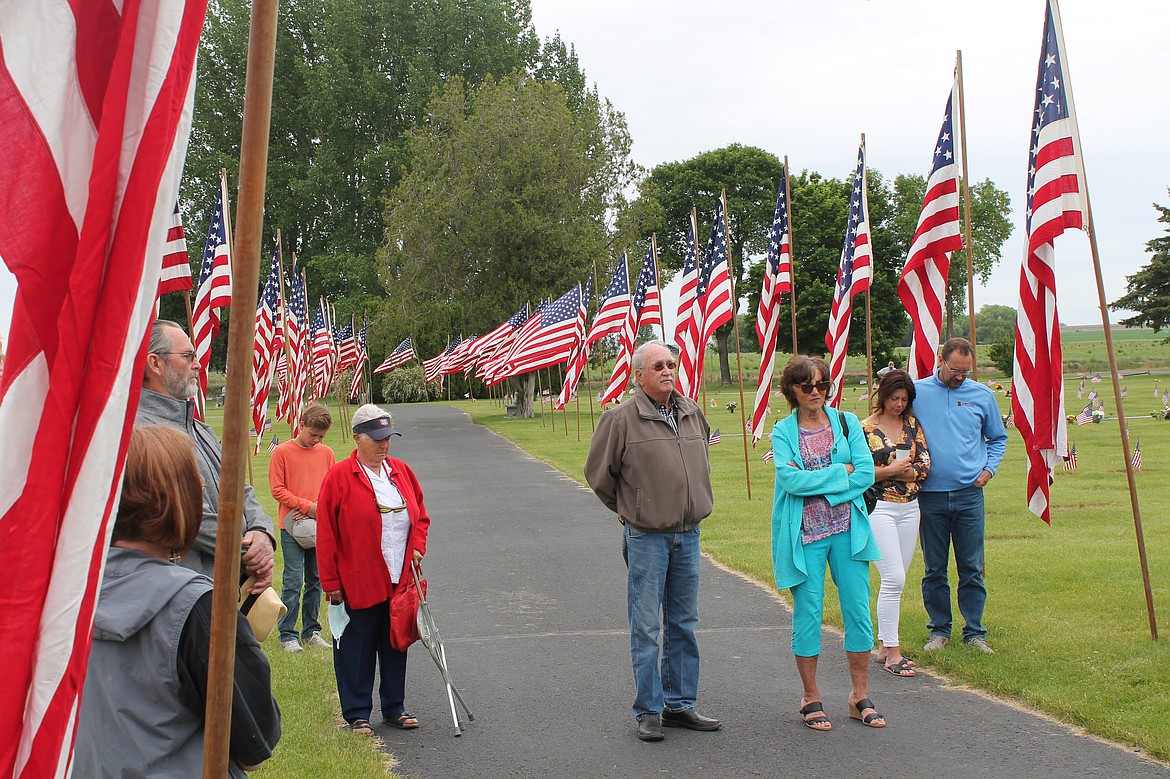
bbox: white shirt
[361,461,411,584]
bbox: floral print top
[797,424,851,544]
[861,413,931,503]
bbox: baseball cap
[350,404,401,440]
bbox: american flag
[311,299,336,398]
[1074,403,1094,426]
[600,248,659,405]
[287,268,311,430]
[374,338,417,374]
[1010,0,1089,525]
[899,85,964,380]
[1062,443,1077,470]
[349,317,368,398]
[473,307,530,380]
[1162,389,1169,406]
[1088,388,1099,402]
[499,284,587,378]
[1130,441,1142,471]
[0,2,204,773]
[1005,411,1015,429]
[555,279,592,410]
[697,198,733,383]
[826,140,873,407]
[859,390,870,402]
[334,320,360,372]
[252,246,284,451]
[268,435,280,453]
[277,257,308,426]
[762,448,775,463]
[438,336,466,376]
[157,201,193,295]
[708,428,722,446]
[675,212,702,400]
[1120,386,1128,398]
[632,245,662,329]
[587,254,632,347]
[191,185,232,418]
[1077,378,1085,398]
[751,171,794,444]
[1090,373,1102,383]
[423,339,459,384]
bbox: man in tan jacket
[585,340,720,742]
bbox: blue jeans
[279,529,322,642]
[919,487,987,642]
[622,524,701,718]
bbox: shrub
[988,334,1015,376]
[380,366,441,403]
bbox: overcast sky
[2,0,1165,342]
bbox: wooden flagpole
[694,207,707,412]
[784,156,799,355]
[547,366,557,431]
[861,134,874,393]
[956,50,979,382]
[1051,0,1156,637]
[203,0,278,773]
[723,190,752,500]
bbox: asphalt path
[366,403,1166,779]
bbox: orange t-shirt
[268,440,336,529]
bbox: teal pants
[790,531,873,656]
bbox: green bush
[380,366,441,403]
[988,334,1015,376]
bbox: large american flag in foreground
[825,141,873,408]
[1011,0,1089,523]
[752,169,792,444]
[0,1,205,774]
[899,85,964,380]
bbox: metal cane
[412,561,474,736]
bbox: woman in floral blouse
[862,369,931,677]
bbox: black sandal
[884,659,916,677]
[848,698,886,728]
[799,701,832,731]
[346,718,375,736]
[385,712,420,729]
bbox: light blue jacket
[770,409,879,591]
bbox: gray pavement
[368,403,1166,779]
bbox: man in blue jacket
[913,338,1007,654]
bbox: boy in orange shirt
[269,404,337,651]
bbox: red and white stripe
[752,174,793,444]
[1011,0,1087,523]
[191,186,232,419]
[0,1,204,774]
[251,260,283,447]
[587,254,631,347]
[899,84,964,380]
[157,201,192,294]
[674,213,701,400]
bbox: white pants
[870,499,921,648]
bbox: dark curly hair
[778,355,831,409]
[872,369,916,416]
[113,425,203,557]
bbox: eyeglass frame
[941,361,972,377]
[153,350,198,363]
[378,502,408,514]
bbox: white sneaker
[281,639,303,653]
[965,636,995,654]
[923,635,949,651]
[305,632,331,649]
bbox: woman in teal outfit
[770,355,884,731]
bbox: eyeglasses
[648,360,676,372]
[154,350,198,363]
[796,380,832,394]
[378,502,407,514]
[942,362,971,377]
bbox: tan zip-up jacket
[584,387,714,532]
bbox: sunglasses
[796,380,832,394]
[378,502,407,514]
[647,360,676,372]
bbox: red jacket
[316,452,431,610]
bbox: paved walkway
[367,404,1166,779]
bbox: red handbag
[389,573,426,651]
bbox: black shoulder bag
[838,410,878,514]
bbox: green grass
[458,360,1170,763]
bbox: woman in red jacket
[317,405,430,735]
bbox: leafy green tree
[890,175,1013,338]
[953,304,1019,346]
[1111,194,1170,339]
[380,73,633,414]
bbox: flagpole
[1051,0,1156,639]
[274,230,297,430]
[547,366,556,431]
[859,136,874,396]
[203,0,278,772]
[723,190,752,500]
[956,50,979,381]
[784,156,799,355]
[697,207,707,412]
[651,233,666,343]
